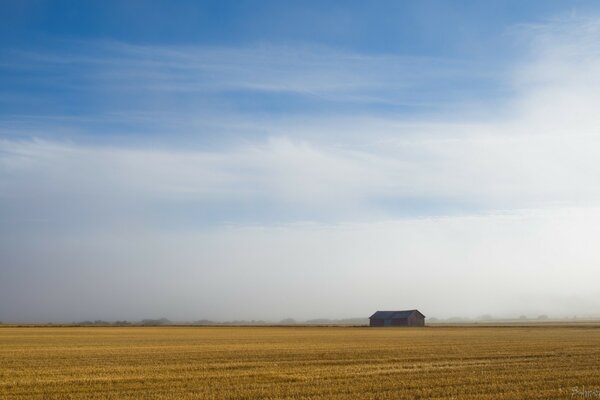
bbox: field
[1,325,599,399]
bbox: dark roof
[369,310,425,319]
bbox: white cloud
[2,118,600,227]
[3,19,600,219]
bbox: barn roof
[369,310,425,319]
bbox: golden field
[0,325,599,399]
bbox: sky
[1,1,600,323]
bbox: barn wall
[408,313,425,326]
[369,319,384,327]
[370,312,426,327]
[391,318,408,326]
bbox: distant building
[369,310,425,327]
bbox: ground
[1,325,599,399]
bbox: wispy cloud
[1,39,500,123]
[3,17,600,223]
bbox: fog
[2,209,600,323]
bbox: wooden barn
[369,310,425,327]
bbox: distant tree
[280,318,297,325]
[537,314,549,320]
[447,317,468,322]
[194,319,215,325]
[141,318,171,326]
[306,318,332,324]
[519,315,528,320]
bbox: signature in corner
[571,386,600,398]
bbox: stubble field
[0,325,599,399]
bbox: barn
[369,310,425,327]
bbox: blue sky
[2,1,600,322]
[0,1,580,48]
[3,0,597,136]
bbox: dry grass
[1,325,599,399]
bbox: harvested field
[0,325,599,399]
